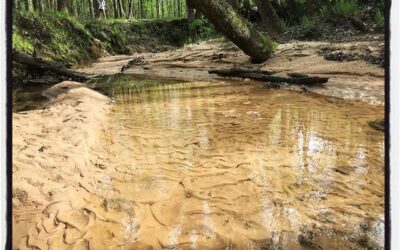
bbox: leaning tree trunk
[254,0,285,38]
[187,0,275,62]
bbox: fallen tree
[187,0,275,62]
[13,51,91,82]
[209,68,329,85]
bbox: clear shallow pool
[90,80,384,249]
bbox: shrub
[189,18,217,42]
[12,32,34,54]
[374,9,384,28]
[331,0,360,17]
[301,15,316,28]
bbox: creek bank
[12,12,217,85]
[12,81,113,248]
[79,36,384,106]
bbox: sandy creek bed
[13,39,385,249]
[13,80,384,249]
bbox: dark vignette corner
[6,0,13,248]
[384,0,391,249]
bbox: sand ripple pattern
[13,81,384,249]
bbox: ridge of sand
[12,81,113,249]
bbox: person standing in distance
[98,0,107,18]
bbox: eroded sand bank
[13,80,384,249]
[80,37,384,105]
[13,82,112,249]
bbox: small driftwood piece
[209,67,328,85]
[26,78,61,85]
[209,67,276,76]
[121,56,146,72]
[13,51,90,81]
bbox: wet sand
[79,37,384,105]
[13,81,384,249]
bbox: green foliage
[13,12,97,63]
[331,0,360,18]
[374,9,384,28]
[86,20,129,54]
[12,32,34,54]
[13,12,216,66]
[274,0,314,26]
[301,15,316,28]
[188,18,219,43]
[276,0,306,7]
[86,18,205,52]
[15,0,188,20]
[319,5,329,16]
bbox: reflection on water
[99,81,384,249]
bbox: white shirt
[98,0,106,10]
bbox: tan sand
[12,38,385,249]
[12,81,112,249]
[79,36,384,105]
[13,81,384,249]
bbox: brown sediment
[79,36,384,106]
[13,80,384,249]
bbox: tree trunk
[209,68,329,85]
[23,0,30,11]
[32,0,42,12]
[140,0,145,18]
[194,8,201,19]
[113,0,120,18]
[88,0,95,18]
[161,0,165,17]
[128,0,135,19]
[156,0,161,18]
[187,0,275,62]
[226,0,240,10]
[118,0,125,18]
[13,51,90,81]
[186,0,194,22]
[242,0,251,10]
[178,0,182,17]
[186,0,195,37]
[254,0,285,38]
[137,0,141,18]
[57,0,69,13]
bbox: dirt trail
[80,36,384,105]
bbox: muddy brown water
[88,80,384,249]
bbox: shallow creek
[87,80,384,249]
